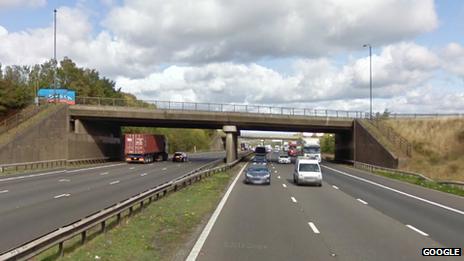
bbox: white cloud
[103,0,438,64]
[0,0,46,8]
[115,42,447,112]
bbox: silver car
[245,165,271,185]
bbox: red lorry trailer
[124,134,169,163]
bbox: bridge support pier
[223,125,238,163]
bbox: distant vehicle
[265,145,272,153]
[293,158,322,186]
[240,142,250,151]
[124,134,168,163]
[245,165,271,185]
[172,152,188,162]
[302,138,321,163]
[254,146,267,156]
[287,141,300,157]
[278,155,291,164]
[274,145,280,151]
[252,155,267,165]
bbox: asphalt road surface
[192,151,463,261]
[0,151,225,253]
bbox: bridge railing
[75,97,367,119]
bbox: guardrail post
[129,206,133,216]
[81,231,87,244]
[101,221,106,233]
[58,242,64,257]
[117,213,121,225]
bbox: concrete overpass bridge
[0,97,399,168]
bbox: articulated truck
[124,134,169,163]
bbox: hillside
[383,118,464,181]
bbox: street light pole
[363,44,372,119]
[53,9,57,103]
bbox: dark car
[245,165,271,185]
[254,146,267,156]
[172,152,188,162]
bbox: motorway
[192,152,464,261]
[0,151,225,253]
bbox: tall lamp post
[53,9,57,103]
[363,44,372,119]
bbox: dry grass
[383,118,464,181]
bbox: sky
[0,0,463,113]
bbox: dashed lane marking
[308,222,320,234]
[357,198,368,205]
[109,180,120,185]
[0,190,9,194]
[140,173,147,177]
[332,185,339,190]
[291,197,297,203]
[53,193,70,199]
[282,184,287,188]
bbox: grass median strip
[373,169,464,197]
[36,169,235,261]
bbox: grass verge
[34,169,235,261]
[372,169,464,197]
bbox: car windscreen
[174,153,183,156]
[299,163,320,172]
[279,155,289,158]
[253,156,266,162]
[303,146,320,154]
[247,167,269,175]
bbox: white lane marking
[277,175,281,179]
[109,180,120,185]
[140,173,147,177]
[58,179,70,182]
[0,190,9,194]
[162,167,167,171]
[129,167,135,170]
[100,172,109,176]
[187,164,248,261]
[274,170,278,173]
[291,197,297,203]
[332,185,339,190]
[0,170,65,183]
[406,225,429,236]
[308,222,320,234]
[66,163,126,173]
[357,198,368,205]
[282,184,287,188]
[54,193,70,199]
[322,165,464,216]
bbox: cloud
[0,0,46,8]
[0,0,439,78]
[115,42,446,111]
[103,0,438,64]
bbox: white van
[293,158,322,186]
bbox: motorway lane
[194,152,462,260]
[0,151,224,253]
[321,162,464,248]
[197,163,334,261]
